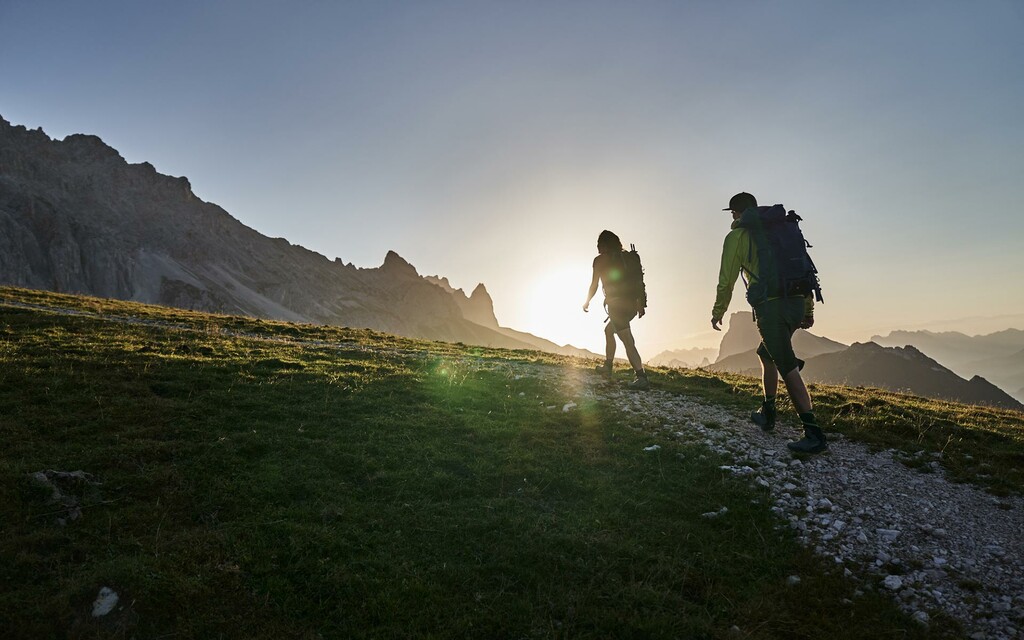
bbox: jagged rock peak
[0,115,39,135]
[470,283,490,300]
[63,133,122,159]
[0,115,195,190]
[848,341,885,352]
[424,275,457,294]
[380,250,418,276]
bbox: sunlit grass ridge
[0,286,979,638]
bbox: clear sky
[3,1,1023,355]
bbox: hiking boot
[750,401,777,432]
[595,362,613,376]
[628,374,650,390]
[787,424,827,454]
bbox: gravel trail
[548,367,1024,640]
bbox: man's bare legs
[758,353,811,413]
[782,367,812,414]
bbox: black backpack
[619,244,648,317]
[737,205,823,306]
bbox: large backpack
[618,244,648,317]
[737,205,823,307]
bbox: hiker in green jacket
[711,192,826,454]
[584,230,649,390]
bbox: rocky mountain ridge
[0,115,592,356]
[802,342,1022,410]
[705,312,1022,410]
[872,328,1024,403]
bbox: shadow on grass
[0,292,955,638]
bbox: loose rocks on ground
[521,363,1024,640]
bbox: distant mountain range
[0,115,595,358]
[704,312,1022,411]
[647,346,718,369]
[802,342,1019,410]
[872,329,1024,402]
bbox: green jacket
[712,221,814,322]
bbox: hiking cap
[723,192,757,212]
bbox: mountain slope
[705,311,1020,409]
[0,115,587,356]
[5,286,971,638]
[802,342,1022,410]
[872,329,1024,403]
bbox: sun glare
[521,264,599,350]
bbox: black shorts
[606,298,638,333]
[753,297,805,375]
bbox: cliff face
[0,116,529,349]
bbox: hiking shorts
[754,297,806,376]
[605,298,638,334]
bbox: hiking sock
[798,412,818,427]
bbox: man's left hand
[799,316,814,329]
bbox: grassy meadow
[4,286,1020,638]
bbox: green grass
[0,286,974,638]
[648,365,1024,497]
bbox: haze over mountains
[872,329,1024,402]
[707,312,1022,410]
[647,347,718,369]
[0,115,594,358]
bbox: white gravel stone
[91,587,119,617]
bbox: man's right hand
[711,317,722,331]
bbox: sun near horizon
[519,263,596,351]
